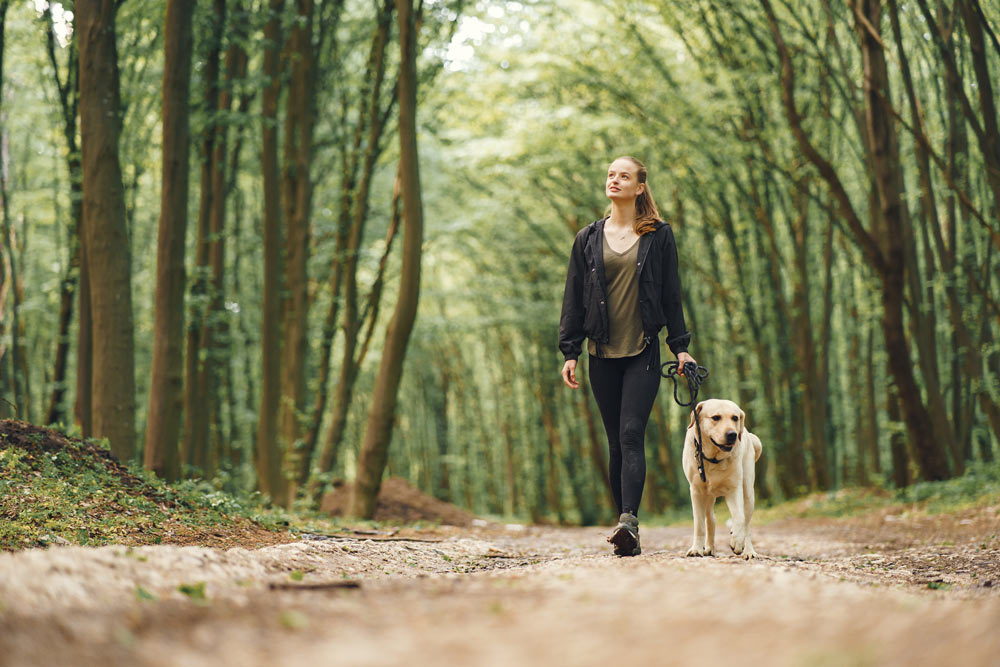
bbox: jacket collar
[586,217,608,296]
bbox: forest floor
[2,502,999,666]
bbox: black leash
[660,360,709,408]
[661,360,715,482]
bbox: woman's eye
[711,416,720,421]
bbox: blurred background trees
[0,0,996,521]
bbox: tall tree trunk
[350,0,424,518]
[303,3,393,496]
[43,9,81,426]
[77,0,136,461]
[854,0,950,480]
[278,0,319,507]
[185,0,226,473]
[0,0,23,419]
[761,0,950,481]
[145,0,196,481]
[256,0,286,498]
[197,0,244,477]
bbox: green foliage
[0,421,283,551]
[177,581,207,601]
[753,462,1000,522]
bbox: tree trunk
[145,0,196,480]
[854,0,950,481]
[350,0,424,518]
[77,0,136,461]
[43,9,81,427]
[184,0,226,473]
[256,0,286,499]
[277,0,318,507]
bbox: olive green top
[588,233,647,358]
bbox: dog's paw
[742,548,758,560]
[685,547,703,557]
[702,547,713,557]
[730,531,746,555]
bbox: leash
[660,360,708,407]
[661,360,716,482]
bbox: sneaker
[608,512,641,556]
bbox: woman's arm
[661,225,691,356]
[558,230,588,362]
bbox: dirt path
[2,506,999,666]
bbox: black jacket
[559,217,690,361]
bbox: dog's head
[688,399,745,457]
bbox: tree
[256,0,286,499]
[77,0,136,460]
[350,0,424,518]
[145,0,196,480]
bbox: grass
[0,420,289,551]
[649,461,1000,527]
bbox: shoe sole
[609,526,639,557]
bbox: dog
[682,399,762,559]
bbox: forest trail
[2,505,999,666]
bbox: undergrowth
[751,462,1000,523]
[0,420,290,551]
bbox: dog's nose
[726,431,738,445]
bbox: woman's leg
[617,345,661,516]
[587,355,626,514]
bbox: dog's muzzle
[711,437,735,452]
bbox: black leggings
[588,344,661,517]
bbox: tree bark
[184,0,226,474]
[854,0,950,480]
[304,2,393,497]
[144,0,196,480]
[77,0,136,460]
[256,0,286,499]
[350,0,424,518]
[278,0,320,507]
[43,8,81,426]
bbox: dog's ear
[738,409,746,441]
[688,401,705,429]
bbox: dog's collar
[697,439,725,465]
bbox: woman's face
[605,159,644,202]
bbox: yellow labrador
[682,399,763,559]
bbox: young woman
[558,156,695,556]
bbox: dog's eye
[732,416,739,422]
[711,415,721,422]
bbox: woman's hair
[606,156,661,235]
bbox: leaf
[289,570,304,582]
[135,586,157,602]
[278,610,309,630]
[177,581,207,601]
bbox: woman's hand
[676,351,697,376]
[561,359,579,389]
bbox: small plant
[135,586,157,602]
[178,581,207,601]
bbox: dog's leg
[704,497,715,556]
[742,455,757,560]
[725,488,747,556]
[686,486,708,556]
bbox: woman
[559,156,695,557]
